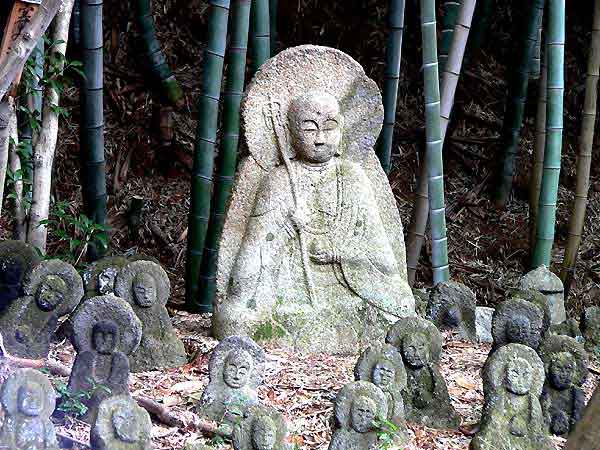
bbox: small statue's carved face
[350,395,377,433]
[549,352,576,390]
[371,360,395,388]
[288,93,342,165]
[251,416,277,450]
[443,305,462,327]
[35,275,67,311]
[505,357,533,395]
[402,333,430,369]
[92,320,119,355]
[223,350,253,389]
[505,316,537,347]
[17,382,43,417]
[97,267,118,295]
[132,272,157,307]
[112,407,141,443]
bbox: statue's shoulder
[338,158,369,179]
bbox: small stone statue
[67,295,142,423]
[0,240,40,311]
[91,395,153,450]
[473,343,553,450]
[426,281,477,341]
[386,316,460,429]
[581,306,600,354]
[83,256,129,297]
[0,368,59,450]
[0,259,83,358]
[548,318,584,342]
[328,381,401,449]
[539,334,588,436]
[198,336,265,424]
[214,45,415,354]
[519,265,566,324]
[354,342,407,429]
[507,289,552,333]
[491,298,545,352]
[233,405,288,450]
[114,260,187,371]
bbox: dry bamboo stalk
[8,100,26,239]
[0,98,14,218]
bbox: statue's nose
[315,130,325,144]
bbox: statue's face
[252,416,277,450]
[371,360,395,388]
[288,93,342,164]
[443,305,462,327]
[223,350,253,389]
[505,358,533,395]
[505,316,537,347]
[35,275,67,311]
[97,267,118,295]
[402,333,430,369]
[92,321,118,355]
[350,396,377,433]
[132,273,157,307]
[112,407,141,443]
[549,352,576,390]
[17,382,43,417]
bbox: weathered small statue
[0,259,83,358]
[548,318,584,342]
[84,256,129,297]
[386,316,460,429]
[507,288,552,332]
[0,368,59,450]
[472,343,553,450]
[114,260,187,371]
[233,405,287,450]
[328,381,394,450]
[198,336,265,424]
[426,281,477,341]
[0,240,40,311]
[519,265,566,324]
[354,342,408,430]
[67,295,142,423]
[214,45,415,354]
[581,306,600,354]
[91,395,153,450]
[491,298,545,352]
[539,334,588,436]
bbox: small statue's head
[402,332,430,369]
[549,352,576,390]
[251,415,278,450]
[132,272,157,308]
[35,274,67,312]
[17,381,44,417]
[350,395,377,433]
[505,316,537,347]
[0,257,23,284]
[443,304,462,328]
[112,406,141,443]
[92,320,119,355]
[288,92,343,164]
[371,359,395,389]
[223,349,253,389]
[505,357,533,395]
[97,267,118,295]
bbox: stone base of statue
[212,45,415,354]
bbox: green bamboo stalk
[249,0,270,75]
[422,0,449,284]
[529,42,547,251]
[197,0,251,311]
[71,0,81,47]
[530,11,543,79]
[134,0,183,106]
[406,161,429,286]
[439,0,461,74]
[185,0,230,310]
[269,0,277,55]
[494,0,545,208]
[468,0,493,51]
[531,0,565,268]
[560,0,600,293]
[80,0,107,259]
[375,0,406,175]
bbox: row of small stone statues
[0,240,187,371]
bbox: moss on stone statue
[253,321,286,342]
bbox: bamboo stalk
[494,0,545,208]
[27,0,75,252]
[375,0,405,175]
[468,0,493,51]
[198,0,251,311]
[560,0,600,294]
[8,101,26,240]
[439,0,461,74]
[406,165,429,286]
[530,11,543,79]
[134,0,183,106]
[0,98,14,219]
[249,0,270,75]
[185,0,230,310]
[531,0,565,268]
[269,0,277,54]
[80,0,107,259]
[421,0,449,284]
